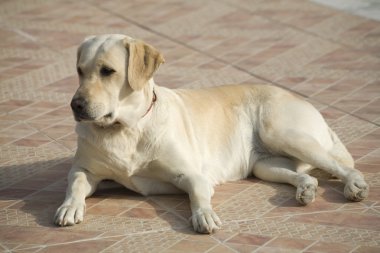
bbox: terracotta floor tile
[255,246,303,253]
[0,200,19,209]
[173,210,192,221]
[212,230,237,242]
[121,207,166,219]
[0,99,33,113]
[13,132,52,147]
[149,196,188,209]
[0,0,379,252]
[0,119,17,131]
[9,177,57,190]
[225,242,258,253]
[0,136,16,145]
[38,239,116,253]
[306,241,355,253]
[353,98,380,122]
[184,232,219,243]
[136,199,166,210]
[24,190,65,204]
[352,245,380,253]
[56,132,77,150]
[266,237,314,250]
[0,188,35,200]
[356,163,378,173]
[288,211,380,231]
[0,123,37,138]
[227,233,272,246]
[9,246,43,253]
[365,186,380,203]
[0,226,101,245]
[167,239,217,253]
[41,124,75,140]
[95,197,143,209]
[207,244,236,253]
[85,201,129,216]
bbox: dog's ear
[125,40,165,90]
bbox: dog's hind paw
[344,176,369,202]
[296,175,318,205]
[296,183,317,205]
[191,208,222,234]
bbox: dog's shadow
[266,168,348,208]
[1,159,349,234]
[0,158,192,233]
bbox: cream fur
[55,34,369,234]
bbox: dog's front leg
[173,174,221,234]
[54,167,100,226]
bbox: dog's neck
[99,81,156,129]
[141,89,157,118]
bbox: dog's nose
[70,97,87,113]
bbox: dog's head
[71,34,164,127]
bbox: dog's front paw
[344,176,369,202]
[54,202,86,226]
[191,208,222,234]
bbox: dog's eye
[77,67,83,76]
[100,66,115,77]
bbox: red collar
[142,90,157,118]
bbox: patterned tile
[0,0,379,252]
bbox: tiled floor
[0,0,379,252]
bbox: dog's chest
[77,125,152,178]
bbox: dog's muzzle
[71,97,93,121]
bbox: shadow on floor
[0,158,352,235]
[0,157,192,232]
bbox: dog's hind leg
[327,128,354,169]
[267,130,368,202]
[253,156,318,205]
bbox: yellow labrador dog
[55,34,369,233]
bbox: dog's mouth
[74,113,95,122]
[74,112,114,122]
[95,112,122,128]
[104,112,113,119]
[72,105,122,128]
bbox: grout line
[214,231,239,243]
[204,244,220,253]
[12,28,38,42]
[0,243,11,252]
[345,122,380,146]
[355,146,380,163]
[257,195,293,219]
[156,232,189,253]
[368,207,380,215]
[99,236,127,253]
[301,239,320,253]
[350,245,361,253]
[252,236,278,253]
[204,239,241,253]
[148,196,191,224]
[3,25,64,56]
[329,83,376,109]
[216,235,240,253]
